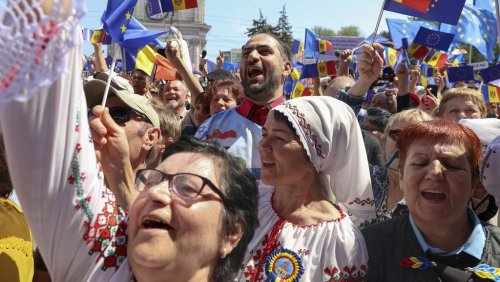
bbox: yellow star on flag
[121,24,127,33]
[125,12,132,20]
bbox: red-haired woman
[362,120,500,281]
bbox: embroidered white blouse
[235,185,369,282]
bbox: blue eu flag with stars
[101,0,137,43]
[413,27,455,52]
[384,0,466,25]
[454,5,498,62]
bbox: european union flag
[413,27,455,51]
[304,29,319,58]
[385,18,438,49]
[447,66,474,82]
[474,0,496,12]
[384,0,466,25]
[119,17,165,53]
[206,60,216,73]
[102,0,137,43]
[454,5,498,62]
[480,65,500,83]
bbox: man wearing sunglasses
[84,72,162,208]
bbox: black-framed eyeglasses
[108,107,151,125]
[135,169,225,202]
[388,129,401,142]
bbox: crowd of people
[1,2,500,282]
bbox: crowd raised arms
[1,1,500,282]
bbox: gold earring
[221,248,227,258]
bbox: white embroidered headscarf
[272,96,375,225]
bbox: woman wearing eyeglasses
[236,96,375,281]
[0,23,259,282]
[368,109,432,224]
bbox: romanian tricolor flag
[291,81,311,99]
[425,50,448,69]
[482,83,500,103]
[408,42,429,61]
[384,46,398,68]
[393,0,431,13]
[301,61,336,78]
[318,39,333,53]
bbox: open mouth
[248,67,263,78]
[421,190,446,201]
[142,217,173,230]
[262,161,275,168]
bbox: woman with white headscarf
[236,96,374,282]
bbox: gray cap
[84,72,160,128]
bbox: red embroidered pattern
[243,224,285,282]
[68,110,128,271]
[324,264,367,282]
[281,102,326,159]
[348,197,375,207]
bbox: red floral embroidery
[83,188,127,270]
[324,264,367,282]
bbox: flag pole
[371,0,388,44]
[100,43,121,107]
[468,44,472,64]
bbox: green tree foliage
[246,9,278,37]
[275,5,293,47]
[379,30,390,40]
[312,25,361,37]
[313,26,336,36]
[337,25,361,36]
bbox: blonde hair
[145,98,181,168]
[380,109,433,160]
[436,87,487,118]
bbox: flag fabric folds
[408,42,429,61]
[447,66,474,82]
[474,0,496,12]
[147,0,198,18]
[290,68,301,80]
[291,81,311,99]
[318,39,334,53]
[304,29,319,58]
[90,30,112,44]
[412,27,455,52]
[480,65,500,84]
[301,61,336,78]
[385,18,438,49]
[291,39,303,56]
[154,55,177,81]
[384,46,398,68]
[424,50,448,69]
[125,45,157,75]
[383,0,466,25]
[481,83,500,103]
[102,0,166,54]
[119,17,166,52]
[394,0,432,13]
[102,0,137,43]
[454,5,498,62]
